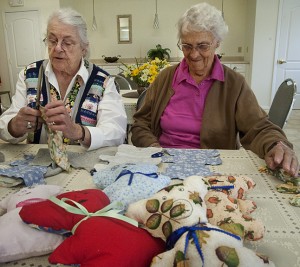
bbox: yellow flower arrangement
[121,57,171,87]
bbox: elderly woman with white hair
[0,8,127,150]
[131,2,299,177]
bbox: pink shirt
[159,55,224,148]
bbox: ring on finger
[26,121,33,129]
[48,121,55,126]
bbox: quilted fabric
[0,154,47,186]
[93,163,171,210]
[161,148,222,178]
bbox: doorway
[3,10,43,95]
[273,0,300,109]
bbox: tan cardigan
[131,64,291,158]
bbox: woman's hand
[43,101,82,141]
[265,141,299,177]
[8,107,42,137]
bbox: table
[0,144,299,267]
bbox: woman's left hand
[43,100,82,141]
[265,141,299,177]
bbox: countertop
[90,56,249,66]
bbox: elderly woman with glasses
[131,2,299,177]
[0,8,127,150]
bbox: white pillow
[0,185,64,263]
[0,184,62,212]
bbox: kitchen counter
[90,56,249,66]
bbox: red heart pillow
[19,189,110,234]
[49,216,165,267]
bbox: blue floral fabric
[161,149,222,179]
[0,154,48,186]
[93,163,171,211]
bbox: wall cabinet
[98,64,122,75]
[223,63,249,84]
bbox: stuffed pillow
[204,175,264,240]
[0,185,64,263]
[19,188,165,267]
[19,189,110,235]
[203,174,256,199]
[205,191,265,240]
[151,222,275,267]
[126,175,209,240]
[49,216,165,267]
[93,163,171,210]
[126,175,274,267]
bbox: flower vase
[137,86,147,96]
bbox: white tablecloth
[0,144,299,267]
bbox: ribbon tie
[209,185,234,191]
[49,196,138,234]
[115,169,158,185]
[166,224,241,266]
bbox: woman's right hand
[8,107,42,137]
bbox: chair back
[109,75,132,92]
[136,89,147,111]
[268,78,296,128]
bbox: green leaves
[147,44,171,60]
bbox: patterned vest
[24,59,109,143]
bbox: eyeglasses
[177,42,213,53]
[43,37,77,51]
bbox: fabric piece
[0,176,23,187]
[259,165,300,183]
[0,154,47,186]
[289,194,300,207]
[40,106,71,172]
[0,152,4,162]
[31,147,115,173]
[162,149,222,178]
[0,185,63,263]
[93,163,159,189]
[93,163,171,210]
[95,144,162,170]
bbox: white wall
[0,0,280,109]
[59,0,248,60]
[250,0,279,109]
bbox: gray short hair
[47,8,90,58]
[177,2,228,42]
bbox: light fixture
[222,0,225,19]
[92,0,97,31]
[153,0,159,29]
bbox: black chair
[0,90,12,115]
[268,78,296,128]
[109,74,133,93]
[136,88,148,111]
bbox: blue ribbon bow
[115,169,158,185]
[166,224,241,266]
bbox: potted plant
[121,58,171,95]
[147,44,171,60]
